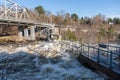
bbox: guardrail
[80,44,120,70]
[60,41,120,80]
[61,41,120,70]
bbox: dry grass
[0,36,25,42]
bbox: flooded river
[0,41,107,80]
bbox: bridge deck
[0,18,36,25]
[0,18,54,27]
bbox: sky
[12,0,120,18]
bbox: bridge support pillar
[30,26,35,40]
[18,31,23,37]
[24,28,29,39]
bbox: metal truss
[0,0,30,21]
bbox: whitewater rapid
[0,41,106,80]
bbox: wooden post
[97,47,100,63]
[118,47,120,56]
[81,44,83,54]
[119,47,120,70]
[72,47,73,53]
[107,45,109,64]
[109,51,113,69]
[82,44,84,54]
[77,47,79,54]
[88,44,90,58]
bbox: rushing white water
[0,41,107,80]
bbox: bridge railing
[60,41,120,71]
[107,44,120,56]
[80,44,120,70]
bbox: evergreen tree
[113,18,120,24]
[107,25,115,42]
[71,13,79,21]
[35,6,45,15]
[65,29,77,41]
[98,27,106,43]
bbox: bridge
[0,0,54,40]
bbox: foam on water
[0,41,107,80]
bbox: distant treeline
[27,5,120,26]
[26,5,120,43]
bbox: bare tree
[45,10,52,23]
[91,13,105,28]
[56,10,67,25]
[63,13,71,25]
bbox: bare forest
[1,5,120,43]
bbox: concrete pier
[24,28,29,39]
[18,31,23,37]
[30,26,35,40]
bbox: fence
[61,41,120,71]
[80,44,120,70]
